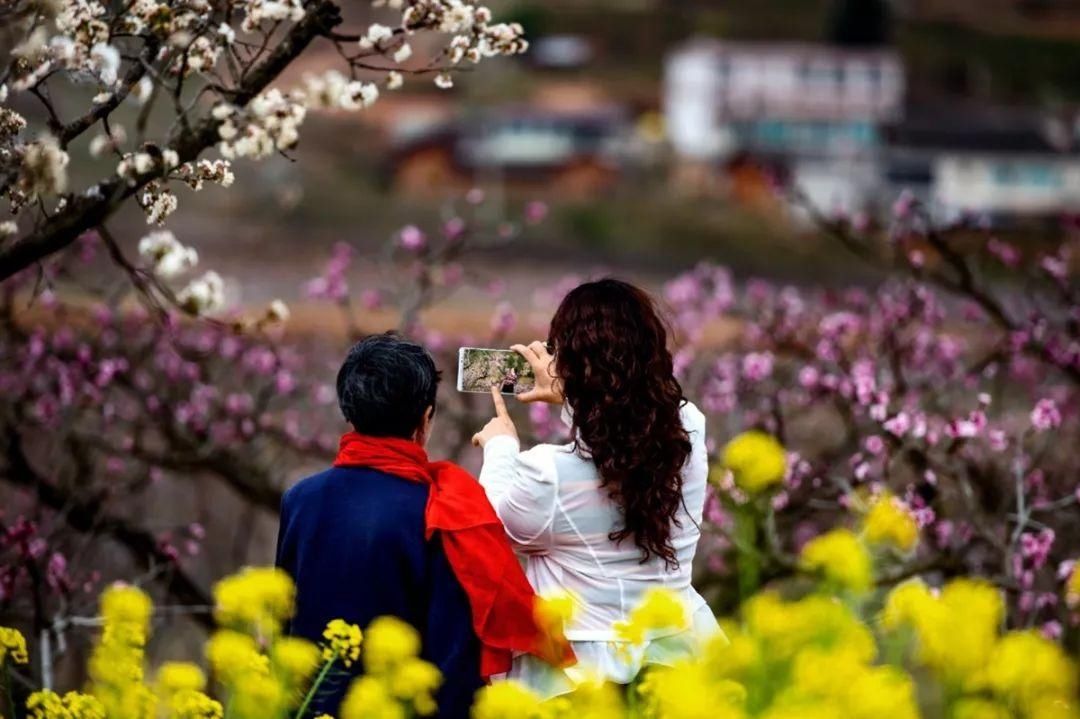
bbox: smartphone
[457,347,536,395]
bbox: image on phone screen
[457,347,536,395]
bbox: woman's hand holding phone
[511,341,563,404]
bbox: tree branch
[1,427,214,626]
[0,0,342,282]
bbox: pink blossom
[1041,254,1067,280]
[798,366,820,390]
[398,225,426,252]
[490,302,517,336]
[443,217,466,241]
[741,352,774,382]
[1041,621,1063,640]
[524,200,548,224]
[892,189,915,219]
[987,238,1021,267]
[1030,398,1062,432]
[275,370,296,395]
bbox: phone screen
[457,348,536,395]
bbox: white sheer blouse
[478,401,720,698]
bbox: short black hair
[336,333,441,438]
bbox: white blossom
[392,42,412,63]
[89,42,120,85]
[359,23,394,50]
[266,299,290,324]
[218,22,236,44]
[18,135,70,199]
[0,221,17,238]
[438,1,475,33]
[212,103,237,120]
[178,270,225,314]
[138,229,198,276]
[434,72,453,89]
[88,125,126,157]
[175,158,234,190]
[241,0,304,32]
[184,35,222,74]
[140,184,178,224]
[218,88,306,159]
[386,71,403,90]
[132,76,153,104]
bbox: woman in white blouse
[471,278,720,698]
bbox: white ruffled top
[478,401,721,698]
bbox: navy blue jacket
[275,466,483,718]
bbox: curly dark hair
[549,278,692,568]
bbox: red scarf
[334,432,574,678]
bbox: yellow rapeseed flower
[0,626,29,666]
[881,578,1003,687]
[322,618,364,668]
[841,665,920,719]
[703,625,759,682]
[205,630,268,685]
[721,431,787,494]
[638,660,747,719]
[360,616,416,675]
[981,630,1078,714]
[88,583,156,719]
[1067,562,1080,609]
[27,690,107,719]
[387,657,442,716]
[861,493,919,552]
[951,698,1015,719]
[168,689,224,719]
[212,567,295,637]
[789,644,872,699]
[535,591,576,637]
[231,670,286,719]
[743,592,875,665]
[340,676,405,719]
[554,677,626,719]
[879,579,935,632]
[799,528,873,593]
[272,635,322,689]
[470,680,544,719]
[758,702,839,719]
[613,588,689,644]
[100,583,153,647]
[156,661,207,696]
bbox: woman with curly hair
[472,278,720,696]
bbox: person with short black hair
[276,333,570,718]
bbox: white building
[886,106,1080,222]
[664,39,904,161]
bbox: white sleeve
[478,436,557,552]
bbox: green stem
[734,506,762,601]
[294,658,335,719]
[4,664,15,719]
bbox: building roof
[886,104,1076,154]
[670,37,901,63]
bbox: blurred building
[887,105,1080,223]
[664,39,904,213]
[664,38,1080,223]
[388,108,630,197]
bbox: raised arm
[478,436,557,552]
